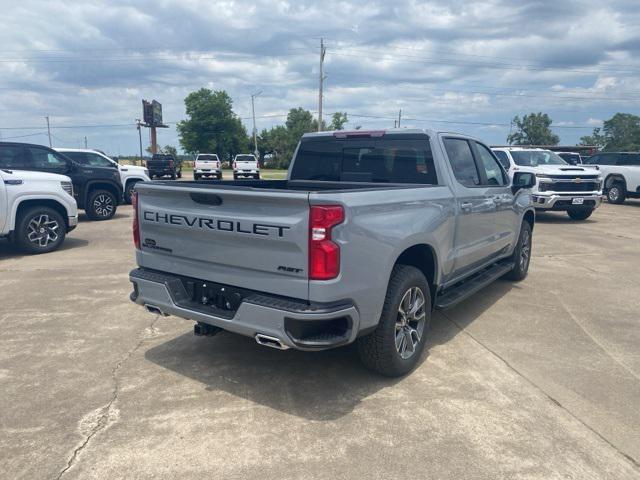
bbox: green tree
[177,88,249,160]
[162,145,178,157]
[580,114,640,151]
[579,128,607,149]
[259,107,321,168]
[507,112,560,145]
[329,112,348,130]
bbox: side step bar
[435,261,514,310]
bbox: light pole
[251,90,262,160]
[136,119,143,166]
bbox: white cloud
[0,0,638,151]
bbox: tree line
[174,88,640,168]
[176,88,347,168]
[508,112,640,151]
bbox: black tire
[357,265,431,377]
[86,189,117,221]
[254,174,260,179]
[124,181,138,204]
[14,206,66,254]
[233,174,238,180]
[607,183,626,204]
[194,173,201,181]
[177,170,182,179]
[567,208,594,221]
[504,221,532,281]
[170,172,176,180]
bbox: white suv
[194,154,222,180]
[232,154,260,180]
[0,168,78,254]
[492,147,603,220]
[55,148,150,204]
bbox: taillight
[217,161,221,168]
[132,191,141,250]
[233,161,237,169]
[168,160,174,167]
[309,205,344,280]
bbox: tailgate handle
[190,193,223,206]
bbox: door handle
[460,202,473,212]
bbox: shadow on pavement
[0,236,89,259]
[78,211,128,222]
[534,212,596,224]
[145,277,514,421]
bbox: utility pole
[397,109,402,128]
[136,119,143,165]
[318,37,327,132]
[45,116,52,147]
[84,136,88,149]
[251,90,262,159]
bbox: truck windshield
[511,150,567,167]
[236,155,255,162]
[198,155,217,160]
[290,137,437,184]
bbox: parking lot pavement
[1,202,639,479]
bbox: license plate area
[572,198,584,205]
[166,277,245,319]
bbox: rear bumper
[532,193,603,211]
[129,268,360,350]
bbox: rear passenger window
[0,145,26,168]
[474,143,507,186]
[443,138,480,187]
[291,137,437,184]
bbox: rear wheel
[233,173,238,180]
[194,173,201,180]
[504,221,532,281]
[607,183,626,204]
[358,265,431,377]
[14,206,66,254]
[124,180,138,204]
[567,208,594,220]
[177,170,182,179]
[86,189,117,220]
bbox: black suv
[147,153,182,179]
[0,142,123,220]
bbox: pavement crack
[55,314,161,480]
[439,311,640,470]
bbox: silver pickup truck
[129,129,536,376]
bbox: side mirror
[512,171,535,194]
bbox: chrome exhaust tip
[255,334,289,350]
[144,304,168,316]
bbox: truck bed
[151,179,432,193]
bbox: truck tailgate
[136,183,310,299]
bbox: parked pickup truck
[129,129,536,376]
[582,152,640,204]
[1,168,78,253]
[194,154,222,180]
[147,153,182,180]
[492,147,603,220]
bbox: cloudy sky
[1,0,639,155]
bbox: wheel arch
[393,243,438,302]
[14,198,69,230]
[604,174,627,191]
[84,180,122,204]
[523,208,535,232]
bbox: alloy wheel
[27,214,60,247]
[93,194,114,217]
[395,287,426,359]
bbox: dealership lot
[1,202,639,479]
